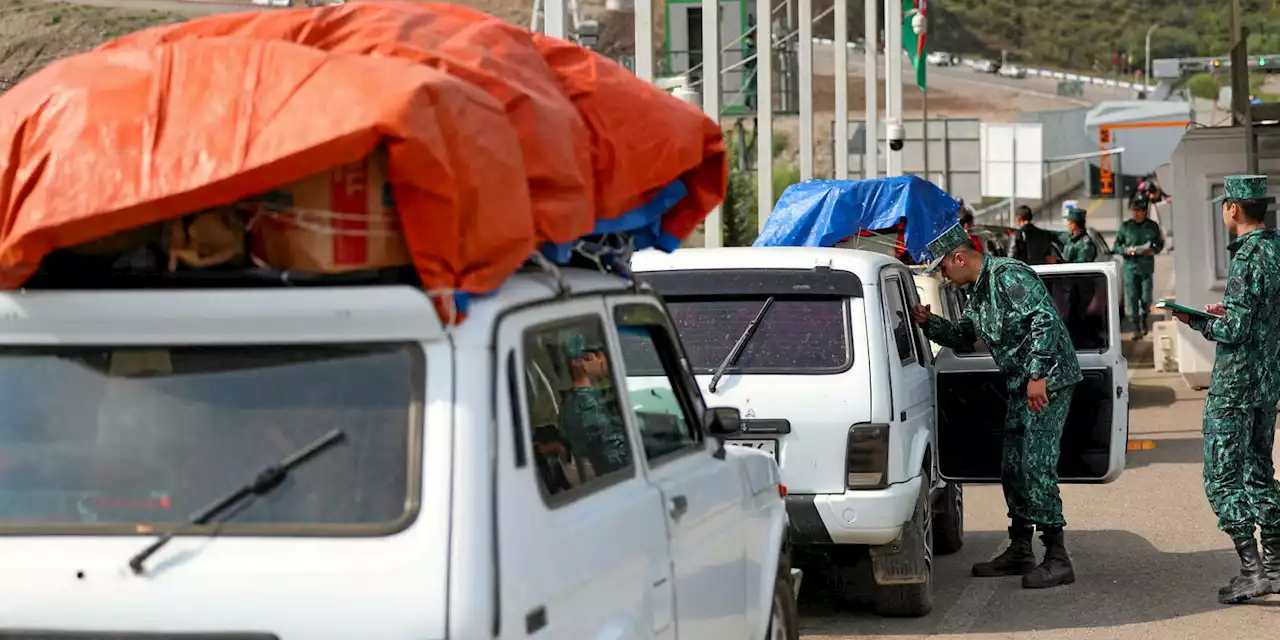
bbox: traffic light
[1213,59,1222,68]
[1261,57,1268,66]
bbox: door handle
[669,495,688,520]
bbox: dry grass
[0,0,187,83]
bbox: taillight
[846,424,889,490]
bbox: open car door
[931,261,1129,484]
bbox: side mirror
[704,407,742,436]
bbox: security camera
[887,122,905,152]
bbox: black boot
[1219,537,1272,604]
[1261,536,1280,587]
[972,523,1036,577]
[1022,527,1076,589]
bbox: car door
[605,295,750,640]
[880,268,935,482]
[930,261,1129,484]
[494,299,677,640]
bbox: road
[811,45,1135,106]
[796,245,1280,639]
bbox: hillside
[0,0,186,84]
[926,0,1280,73]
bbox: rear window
[621,297,851,375]
[0,344,421,533]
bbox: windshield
[621,297,851,375]
[0,343,422,533]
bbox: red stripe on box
[330,159,369,265]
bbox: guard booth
[1168,124,1280,388]
[1085,101,1191,200]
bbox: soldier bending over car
[911,223,1082,589]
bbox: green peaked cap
[1213,174,1274,203]
[562,332,604,358]
[924,223,971,273]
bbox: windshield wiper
[127,429,347,575]
[708,296,775,394]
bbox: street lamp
[1145,23,1160,94]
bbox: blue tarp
[753,175,961,262]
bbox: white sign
[980,122,1044,199]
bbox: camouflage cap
[562,332,605,358]
[924,222,971,273]
[1065,207,1087,225]
[1213,174,1273,203]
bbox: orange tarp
[0,1,725,307]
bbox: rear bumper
[786,477,922,546]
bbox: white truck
[0,264,799,639]
[633,247,1130,617]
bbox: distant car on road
[972,59,1000,74]
[997,64,1028,79]
[927,51,959,66]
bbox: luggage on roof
[0,1,725,322]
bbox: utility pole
[885,0,904,176]
[756,0,773,231]
[799,0,814,179]
[835,0,849,179]
[1144,23,1159,96]
[864,0,880,179]
[701,0,722,247]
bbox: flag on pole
[902,0,927,91]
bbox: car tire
[767,551,801,640]
[872,474,934,617]
[932,481,964,555]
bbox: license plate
[726,439,777,457]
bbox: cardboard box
[251,150,411,273]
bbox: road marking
[1085,198,1105,214]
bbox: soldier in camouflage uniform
[1112,196,1165,338]
[1171,175,1280,604]
[912,223,1082,589]
[559,332,632,478]
[1059,207,1097,264]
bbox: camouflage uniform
[560,333,631,476]
[921,223,1082,589]
[1191,174,1280,603]
[1111,208,1164,328]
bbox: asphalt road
[812,45,1136,107]
[796,248,1280,639]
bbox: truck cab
[633,247,1130,617]
[0,265,798,640]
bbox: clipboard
[1154,300,1223,320]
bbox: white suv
[634,247,1131,617]
[0,265,799,639]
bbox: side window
[613,306,706,463]
[884,275,917,365]
[520,315,635,503]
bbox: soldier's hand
[1205,302,1226,316]
[1125,248,1136,256]
[1027,378,1049,413]
[911,304,932,325]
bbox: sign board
[980,122,1044,199]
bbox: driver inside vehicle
[558,332,631,480]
